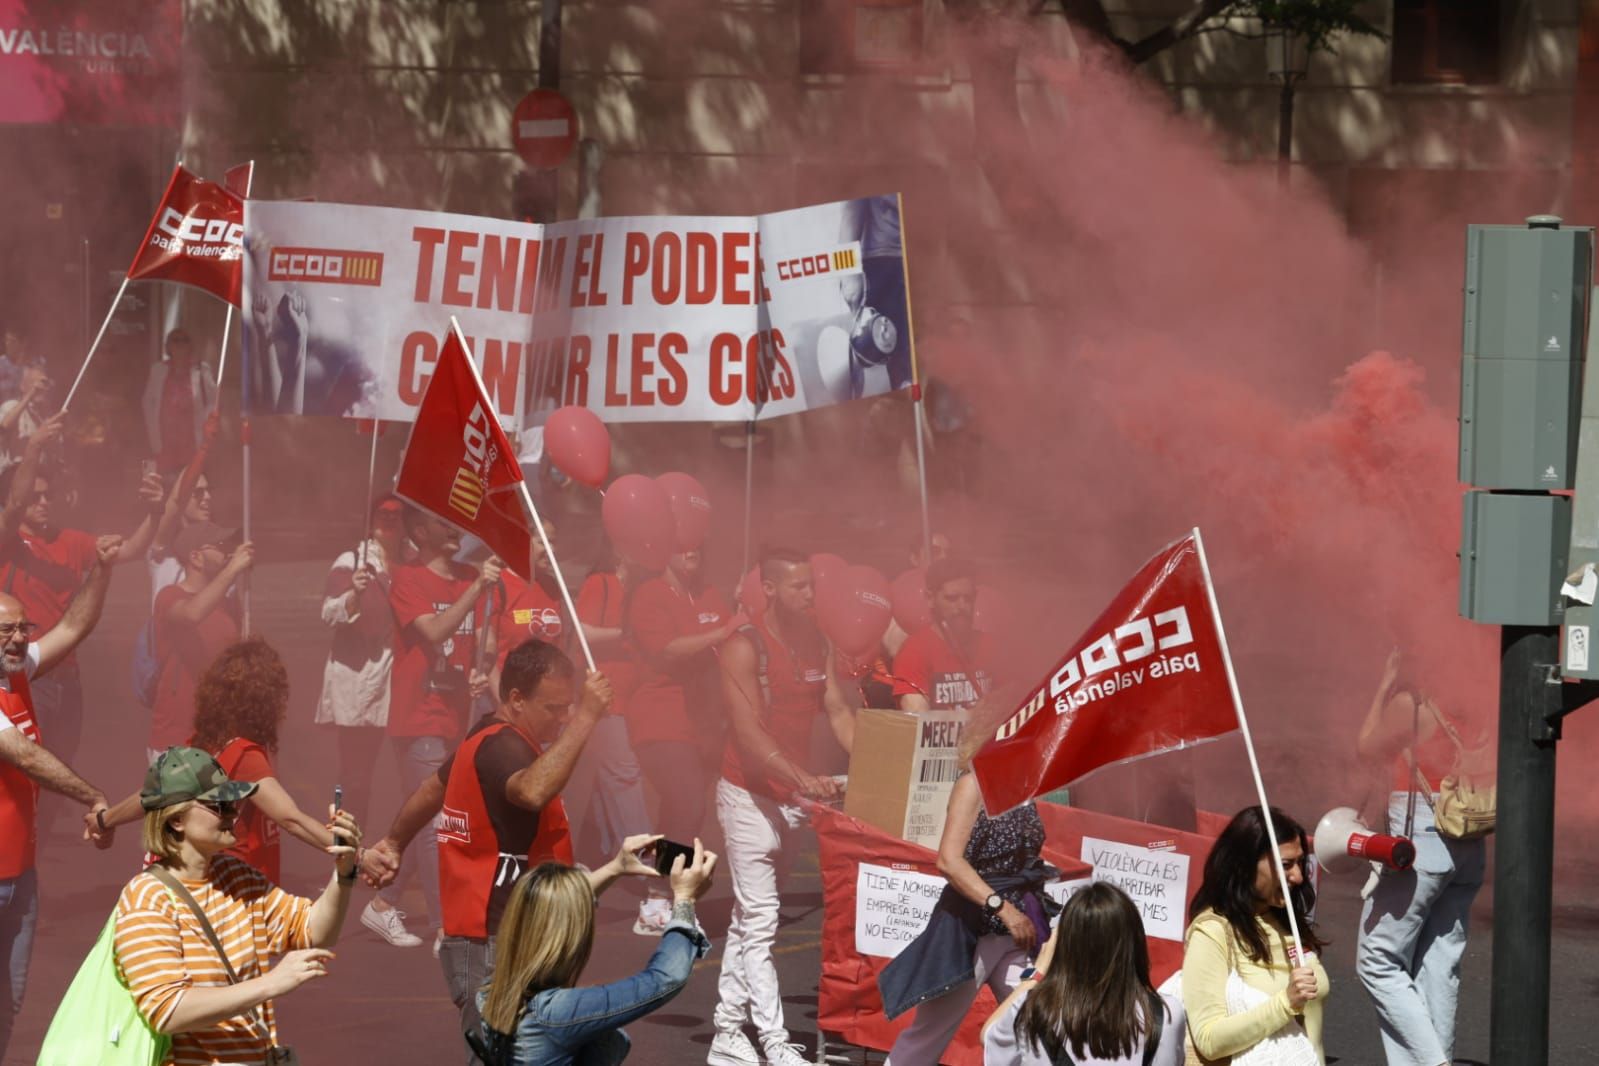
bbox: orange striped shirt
[113,854,312,1066]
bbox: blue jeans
[383,735,447,931]
[1356,792,1486,1066]
[586,717,650,857]
[0,869,39,1062]
[442,934,496,1066]
[475,922,709,1066]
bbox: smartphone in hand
[332,785,344,847]
[649,838,695,877]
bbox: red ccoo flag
[971,532,1238,814]
[395,325,533,577]
[126,163,246,305]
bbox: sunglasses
[197,799,239,819]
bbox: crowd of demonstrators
[109,747,360,1064]
[880,709,1060,1065]
[0,535,122,1060]
[710,548,853,1066]
[142,328,219,477]
[1355,649,1486,1066]
[317,492,407,830]
[892,556,993,712]
[475,841,719,1066]
[982,883,1186,1066]
[361,638,614,1061]
[1182,806,1329,1064]
[0,413,164,804]
[362,509,500,951]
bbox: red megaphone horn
[1313,807,1415,875]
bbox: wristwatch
[983,893,1003,915]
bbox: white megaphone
[1313,807,1416,875]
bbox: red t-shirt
[387,562,480,740]
[891,625,994,710]
[151,585,241,750]
[722,617,829,801]
[625,577,717,747]
[0,526,98,635]
[492,572,566,673]
[575,571,637,716]
[210,737,281,883]
[0,662,40,878]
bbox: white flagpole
[1191,526,1306,954]
[359,422,381,571]
[447,318,595,672]
[60,277,129,412]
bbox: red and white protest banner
[240,194,912,423]
[395,319,595,669]
[395,324,533,574]
[126,163,246,305]
[971,531,1238,815]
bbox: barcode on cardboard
[919,758,958,784]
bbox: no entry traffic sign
[511,89,578,169]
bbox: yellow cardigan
[1181,909,1329,1064]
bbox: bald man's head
[0,593,33,674]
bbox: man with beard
[363,508,499,952]
[0,534,121,1060]
[708,549,855,1066]
[893,557,993,712]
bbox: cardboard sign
[1080,835,1191,942]
[854,862,946,959]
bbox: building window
[800,0,932,76]
[1391,0,1503,86]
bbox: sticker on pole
[511,89,578,169]
[1568,625,1590,673]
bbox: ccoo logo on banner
[971,533,1240,814]
[126,163,247,305]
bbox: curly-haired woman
[102,638,341,883]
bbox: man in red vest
[363,638,612,1061]
[710,548,856,1066]
[0,534,121,1061]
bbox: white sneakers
[706,1031,808,1066]
[760,1040,810,1066]
[359,900,423,948]
[633,896,672,937]
[706,1030,760,1066]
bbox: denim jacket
[877,857,1060,1020]
[475,920,710,1066]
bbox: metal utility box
[1459,219,1593,491]
[1460,491,1571,625]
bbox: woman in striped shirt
[113,746,361,1066]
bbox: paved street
[4,559,1598,1064]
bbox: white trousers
[885,933,1027,1065]
[712,778,793,1043]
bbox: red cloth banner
[395,326,533,575]
[972,532,1237,814]
[126,164,246,306]
[813,805,1093,1065]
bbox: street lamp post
[1265,21,1309,186]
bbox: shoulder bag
[37,909,171,1066]
[1408,698,1495,842]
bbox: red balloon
[809,553,847,598]
[655,472,712,551]
[890,568,931,633]
[738,566,767,619]
[601,475,675,572]
[816,564,893,657]
[545,406,610,487]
